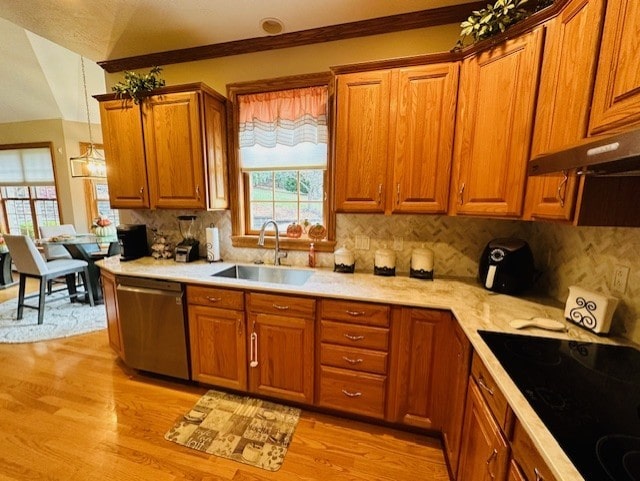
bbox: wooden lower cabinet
[101,269,122,356]
[457,377,510,481]
[247,293,315,404]
[187,286,247,390]
[508,460,527,481]
[511,420,558,481]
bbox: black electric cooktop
[479,330,640,481]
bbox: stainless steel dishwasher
[116,276,190,380]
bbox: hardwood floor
[0,330,450,481]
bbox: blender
[174,215,200,262]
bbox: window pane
[274,202,298,228]
[250,172,274,201]
[34,200,60,230]
[33,186,57,199]
[300,202,323,225]
[97,201,120,226]
[274,171,299,201]
[95,183,110,200]
[300,170,324,201]
[2,186,29,198]
[5,200,34,236]
[250,202,274,231]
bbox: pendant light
[69,56,106,178]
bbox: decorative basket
[564,286,619,335]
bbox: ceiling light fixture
[70,56,107,178]
[260,17,284,35]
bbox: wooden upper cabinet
[143,91,207,209]
[589,0,640,135]
[391,63,459,214]
[99,98,150,209]
[451,28,544,217]
[334,70,391,213]
[96,83,228,210]
[526,0,606,222]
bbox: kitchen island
[98,256,624,481]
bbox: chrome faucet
[258,219,287,265]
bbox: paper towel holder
[206,223,223,263]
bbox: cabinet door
[334,70,391,212]
[98,99,150,208]
[203,93,229,210]
[143,91,207,209]
[101,270,122,356]
[388,308,456,430]
[507,460,527,481]
[451,29,543,217]
[457,379,510,481]
[442,320,472,480]
[391,63,459,214]
[248,312,314,404]
[526,0,605,221]
[188,305,247,390]
[589,0,640,134]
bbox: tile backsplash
[126,209,640,343]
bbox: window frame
[227,72,336,252]
[0,142,61,238]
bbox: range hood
[529,129,640,177]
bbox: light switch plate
[355,235,370,250]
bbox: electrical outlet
[393,236,403,251]
[355,235,370,250]
[612,265,630,293]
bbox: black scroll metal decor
[568,296,598,330]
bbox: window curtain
[0,147,55,186]
[238,86,328,149]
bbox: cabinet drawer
[318,366,386,419]
[321,343,388,375]
[471,353,513,432]
[187,285,244,310]
[321,320,389,351]
[512,420,558,481]
[248,293,315,318]
[321,299,390,327]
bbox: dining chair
[4,235,95,325]
[39,224,77,260]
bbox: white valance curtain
[238,86,328,171]
[0,147,55,186]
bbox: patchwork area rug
[0,294,106,343]
[165,389,301,472]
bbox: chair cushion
[46,258,88,276]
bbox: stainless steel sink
[212,264,313,286]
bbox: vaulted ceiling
[0,0,473,124]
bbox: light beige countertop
[98,256,627,481]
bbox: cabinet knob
[458,183,465,205]
[206,296,221,302]
[477,375,494,396]
[139,186,144,197]
[345,310,365,317]
[342,356,364,365]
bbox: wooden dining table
[39,234,119,304]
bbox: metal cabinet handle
[377,183,383,204]
[342,356,363,365]
[139,186,144,198]
[458,182,465,205]
[396,183,400,204]
[344,333,365,341]
[206,296,221,302]
[557,170,568,207]
[341,389,362,398]
[237,317,244,336]
[477,375,494,396]
[196,185,201,200]
[346,310,365,317]
[486,448,498,479]
[272,303,290,310]
[249,331,258,368]
[534,467,543,481]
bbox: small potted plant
[112,66,166,104]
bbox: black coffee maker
[478,238,535,295]
[116,224,149,261]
